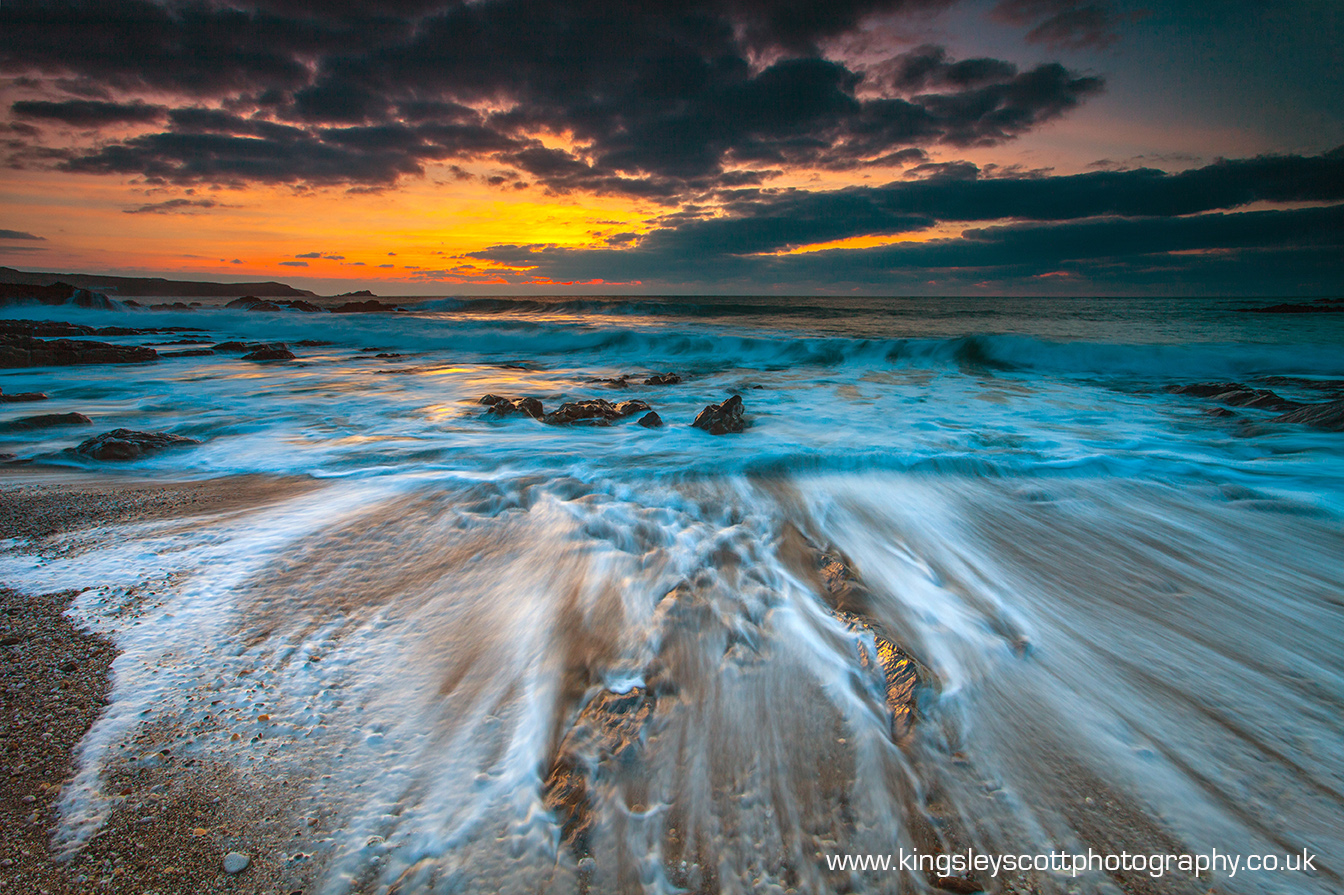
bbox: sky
[0,0,1341,296]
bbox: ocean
[2,294,1343,893]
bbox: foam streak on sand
[0,294,1342,893]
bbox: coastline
[0,470,322,895]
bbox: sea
[1,294,1343,894]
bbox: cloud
[991,0,1139,50]
[11,99,166,126]
[2,1,1102,195]
[0,229,45,240]
[122,197,222,214]
[279,260,309,266]
[295,251,323,258]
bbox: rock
[0,412,92,431]
[210,341,253,352]
[225,296,280,311]
[644,373,681,385]
[1242,298,1344,313]
[73,429,200,461]
[374,352,402,358]
[1166,382,1300,412]
[478,394,504,405]
[691,394,746,434]
[584,375,630,388]
[1272,399,1344,431]
[242,344,295,361]
[0,281,115,309]
[0,335,157,368]
[330,299,402,313]
[0,388,48,402]
[335,289,376,297]
[637,411,663,428]
[147,301,194,311]
[294,339,332,347]
[544,398,650,425]
[162,349,216,358]
[223,852,250,874]
[483,396,544,420]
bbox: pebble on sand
[223,851,250,874]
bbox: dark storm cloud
[1,1,1100,193]
[11,99,167,127]
[0,229,45,240]
[991,0,1138,50]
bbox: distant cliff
[0,266,316,297]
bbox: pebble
[223,851,250,874]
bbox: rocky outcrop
[644,373,681,385]
[544,398,650,426]
[73,429,200,461]
[637,411,663,428]
[0,320,197,338]
[0,282,115,310]
[330,299,403,313]
[1272,399,1344,431]
[334,290,376,297]
[1242,298,1344,313]
[241,344,295,361]
[0,412,92,431]
[162,348,216,358]
[0,388,47,403]
[226,296,324,313]
[0,336,157,368]
[481,395,545,420]
[690,394,746,434]
[1166,382,1300,412]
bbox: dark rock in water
[637,410,663,428]
[544,398,650,425]
[0,335,157,368]
[375,352,403,358]
[644,372,681,385]
[0,388,48,403]
[0,281,115,310]
[295,339,332,347]
[478,394,504,405]
[1,412,92,431]
[280,299,323,313]
[210,341,252,352]
[241,344,295,361]
[225,296,280,311]
[691,394,746,434]
[585,374,630,388]
[74,428,200,461]
[147,301,194,311]
[1166,382,1300,412]
[1272,399,1344,431]
[162,348,216,358]
[1242,298,1344,313]
[330,299,402,313]
[1205,406,1237,417]
[335,290,376,297]
[483,396,545,420]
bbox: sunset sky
[1,0,1341,295]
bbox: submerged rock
[241,344,295,361]
[0,335,157,368]
[1272,399,1344,431]
[0,281,115,310]
[330,299,402,313]
[690,394,746,434]
[1166,382,1300,412]
[482,396,545,420]
[637,410,663,428]
[0,388,47,403]
[0,412,92,431]
[74,428,200,461]
[544,398,650,425]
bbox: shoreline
[0,470,324,895]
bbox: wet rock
[637,411,663,428]
[0,335,158,368]
[73,428,201,461]
[0,281,115,309]
[225,296,281,311]
[690,394,746,434]
[330,299,402,313]
[478,394,503,405]
[335,289,376,297]
[210,341,253,352]
[1166,382,1300,412]
[644,372,682,385]
[147,301,194,311]
[585,374,630,388]
[1272,399,1344,431]
[223,852,250,874]
[483,396,545,420]
[1242,298,1344,313]
[375,352,403,358]
[242,344,295,361]
[0,388,48,402]
[0,411,92,431]
[544,687,656,855]
[544,398,650,425]
[162,348,216,358]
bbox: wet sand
[0,471,320,895]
